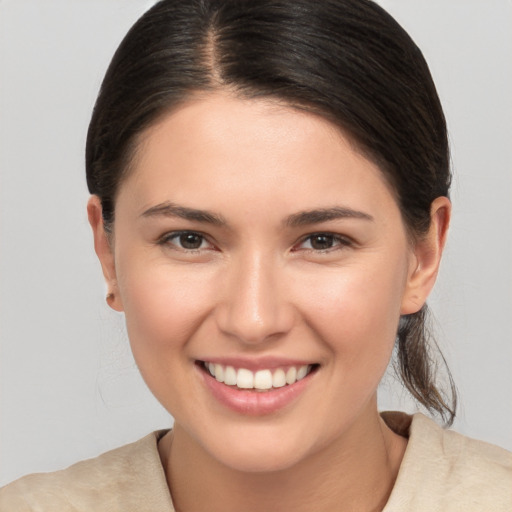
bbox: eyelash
[157,231,353,253]
[157,231,214,251]
[293,233,354,252]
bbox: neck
[159,402,407,512]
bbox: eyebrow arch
[140,201,227,226]
[285,207,374,227]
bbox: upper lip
[196,357,318,372]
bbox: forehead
[118,92,397,219]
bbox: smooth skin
[88,92,450,512]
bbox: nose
[215,251,294,345]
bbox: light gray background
[1,0,511,486]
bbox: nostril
[214,303,295,345]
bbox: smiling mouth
[197,361,319,392]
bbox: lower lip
[198,365,316,416]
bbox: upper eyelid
[156,230,354,249]
[298,232,354,244]
[158,230,213,247]
[159,229,208,240]
[292,233,355,252]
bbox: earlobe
[401,196,451,315]
[87,195,124,312]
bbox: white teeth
[204,361,315,390]
[224,365,237,385]
[237,368,254,389]
[285,366,297,385]
[272,368,286,388]
[296,365,309,381]
[214,363,224,383]
[254,369,273,390]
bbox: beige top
[1,413,511,511]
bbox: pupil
[311,235,333,250]
[180,233,202,249]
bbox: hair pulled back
[86,0,456,424]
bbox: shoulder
[383,412,512,511]
[0,431,174,512]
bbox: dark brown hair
[86,0,457,424]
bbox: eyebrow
[140,202,373,227]
[140,202,227,226]
[285,207,374,227]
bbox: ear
[401,196,451,315]
[87,195,124,312]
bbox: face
[90,93,444,473]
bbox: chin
[214,444,306,474]
[197,422,317,473]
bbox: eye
[159,231,212,251]
[295,233,352,252]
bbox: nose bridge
[216,247,292,344]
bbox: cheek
[116,256,215,363]
[115,258,220,415]
[297,258,406,364]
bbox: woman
[1,0,511,510]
